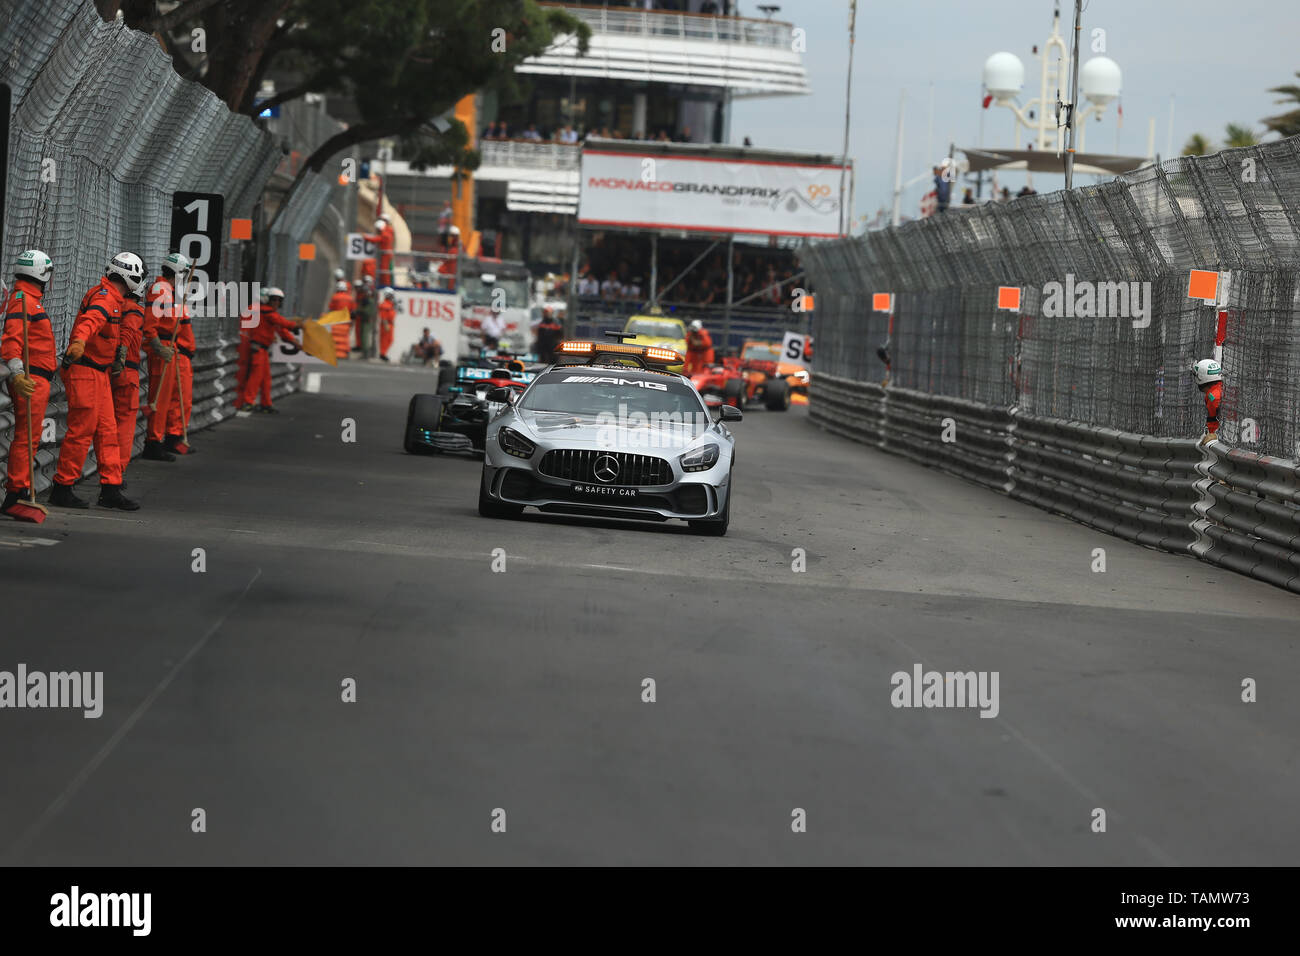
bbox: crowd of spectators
[565,1,735,12]
[573,237,800,310]
[481,120,700,145]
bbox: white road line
[581,564,645,573]
[1,567,263,865]
[306,372,322,393]
[24,537,59,546]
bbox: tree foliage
[103,0,590,200]
[1261,71,1300,139]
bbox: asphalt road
[1,360,1297,865]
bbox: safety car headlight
[679,443,720,472]
[498,427,536,459]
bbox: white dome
[1080,56,1122,106]
[983,52,1025,99]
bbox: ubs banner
[578,148,847,238]
[390,289,461,363]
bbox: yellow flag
[301,319,339,366]
[315,308,352,327]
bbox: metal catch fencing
[803,139,1300,592]
[1,0,302,490]
[802,137,1300,462]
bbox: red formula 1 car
[690,341,803,412]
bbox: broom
[7,290,48,523]
[173,265,193,448]
[148,260,195,414]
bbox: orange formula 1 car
[689,340,811,411]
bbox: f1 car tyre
[723,377,745,406]
[404,393,444,454]
[478,470,524,518]
[763,378,790,411]
[689,473,731,536]
[436,361,454,396]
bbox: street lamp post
[981,7,1121,170]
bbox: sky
[727,0,1300,228]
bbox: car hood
[514,408,710,451]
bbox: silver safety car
[477,336,742,535]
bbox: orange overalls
[378,298,395,358]
[684,328,714,376]
[235,305,254,408]
[145,276,195,449]
[2,279,56,494]
[328,290,354,313]
[241,305,298,408]
[110,293,145,473]
[54,279,124,487]
[1203,381,1223,436]
[376,224,394,286]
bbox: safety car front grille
[538,449,672,486]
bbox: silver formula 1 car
[477,334,742,535]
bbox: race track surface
[2,361,1296,865]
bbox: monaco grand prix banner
[578,149,847,238]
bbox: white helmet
[161,251,191,277]
[448,225,460,236]
[264,286,285,301]
[106,252,146,294]
[336,280,348,291]
[688,319,703,332]
[381,287,395,299]
[374,216,389,231]
[1191,359,1222,385]
[14,249,53,284]
[334,267,345,280]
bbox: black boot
[48,482,89,509]
[142,440,176,461]
[257,404,279,414]
[1,490,23,515]
[97,483,140,511]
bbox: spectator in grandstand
[522,123,542,141]
[415,328,442,366]
[1016,185,1037,198]
[700,0,719,14]
[600,270,622,301]
[962,188,975,205]
[743,136,753,146]
[577,270,600,297]
[560,124,578,144]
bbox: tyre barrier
[810,372,1300,594]
[0,340,299,495]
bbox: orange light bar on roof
[557,341,594,355]
[644,346,682,364]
